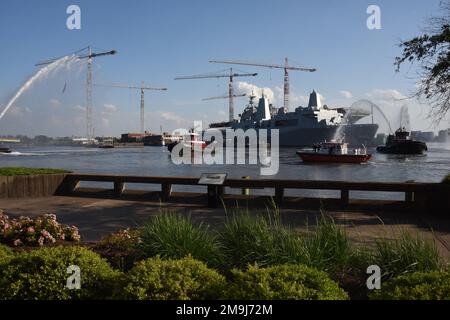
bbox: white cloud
[7,106,32,117]
[275,86,309,107]
[237,82,274,103]
[50,98,61,109]
[366,89,407,102]
[103,103,117,112]
[339,90,353,99]
[159,111,186,125]
[73,104,85,112]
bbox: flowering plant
[0,210,80,247]
[97,228,141,250]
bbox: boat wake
[0,151,42,156]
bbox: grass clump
[0,167,70,176]
[227,264,349,300]
[121,256,226,300]
[370,271,450,300]
[373,231,443,280]
[219,209,307,269]
[0,246,121,300]
[304,214,354,273]
[139,212,223,267]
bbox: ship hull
[207,123,379,147]
[376,140,427,155]
[273,124,378,147]
[296,152,372,163]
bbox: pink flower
[41,230,50,238]
[13,239,23,246]
[27,226,35,234]
[37,236,45,246]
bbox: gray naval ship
[209,90,379,147]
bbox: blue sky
[0,0,447,136]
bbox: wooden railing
[59,173,450,210]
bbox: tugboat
[98,137,115,149]
[0,147,12,154]
[376,128,427,155]
[296,141,372,164]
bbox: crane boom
[175,72,257,80]
[209,59,316,72]
[94,83,167,91]
[209,58,317,110]
[202,93,246,101]
[175,68,257,122]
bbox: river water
[1,144,449,200]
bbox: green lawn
[0,167,70,176]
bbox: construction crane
[202,93,246,101]
[36,46,117,142]
[175,68,257,123]
[94,82,167,134]
[209,58,316,111]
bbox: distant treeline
[1,135,78,146]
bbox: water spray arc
[35,46,117,141]
[0,55,79,122]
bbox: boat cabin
[314,141,349,155]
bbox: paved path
[1,195,449,257]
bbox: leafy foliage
[370,271,450,300]
[121,256,226,300]
[0,244,14,265]
[395,1,450,121]
[0,246,120,300]
[227,264,349,300]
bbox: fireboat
[296,141,372,164]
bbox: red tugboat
[296,141,372,164]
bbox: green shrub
[140,212,223,267]
[0,244,14,265]
[0,246,121,300]
[219,211,307,269]
[370,271,450,300]
[373,231,442,279]
[121,256,226,300]
[227,264,349,300]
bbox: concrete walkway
[1,194,449,257]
